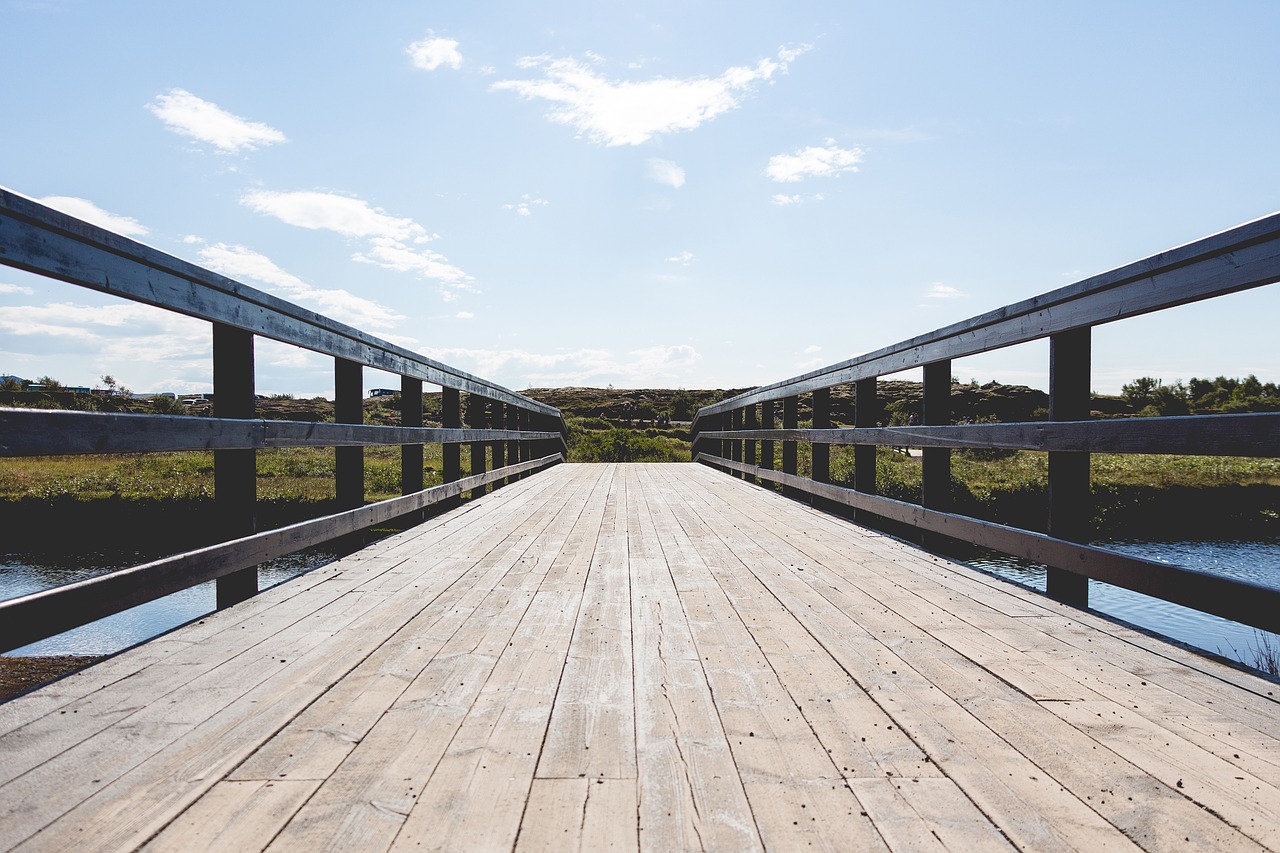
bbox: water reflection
[1,548,336,656]
[965,538,1280,668]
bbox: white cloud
[492,46,806,146]
[767,139,864,183]
[803,344,822,354]
[0,283,36,296]
[771,193,803,206]
[38,196,149,236]
[647,158,686,188]
[503,195,549,216]
[146,89,286,153]
[197,242,404,330]
[242,190,429,242]
[241,189,474,293]
[666,251,694,265]
[407,32,463,71]
[455,311,474,319]
[925,283,965,299]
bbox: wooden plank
[140,780,320,853]
[629,466,761,852]
[516,778,637,852]
[537,466,635,780]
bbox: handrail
[0,189,569,644]
[695,210,1280,423]
[0,188,559,416]
[691,212,1280,634]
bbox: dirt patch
[0,656,105,702]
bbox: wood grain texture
[1,464,1277,851]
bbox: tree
[34,375,64,391]
[1120,376,1160,409]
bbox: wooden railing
[0,189,568,652]
[691,212,1280,634]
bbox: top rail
[696,211,1280,422]
[0,188,559,417]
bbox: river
[3,539,1279,671]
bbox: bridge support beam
[442,387,462,510]
[921,360,952,549]
[760,401,775,486]
[782,396,799,497]
[400,375,425,524]
[490,400,506,489]
[854,377,878,521]
[213,323,257,609]
[1047,328,1091,607]
[467,394,488,498]
[335,358,365,553]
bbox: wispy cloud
[666,250,694,265]
[241,189,474,294]
[503,195,549,216]
[0,283,36,296]
[925,283,965,299]
[407,31,463,71]
[38,196,149,236]
[771,193,802,206]
[492,45,809,146]
[146,89,286,153]
[197,242,404,330]
[647,158,686,188]
[767,139,863,183]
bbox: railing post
[335,358,365,511]
[760,400,775,481]
[466,394,488,498]
[921,361,952,547]
[811,388,831,488]
[442,387,462,509]
[1047,328,1091,606]
[854,377,878,521]
[400,376,425,524]
[213,322,257,609]
[730,407,743,477]
[507,405,522,480]
[490,400,506,489]
[518,409,531,466]
[782,395,799,497]
[743,404,758,483]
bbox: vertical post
[491,400,507,489]
[921,361,952,547]
[737,404,747,471]
[811,388,831,486]
[743,404,757,483]
[1048,328,1091,606]
[518,409,531,467]
[334,358,364,511]
[442,387,462,509]
[401,375,425,523]
[507,405,522,480]
[854,377,878,521]
[466,394,488,498]
[213,323,256,609]
[760,400,775,481]
[782,395,799,497]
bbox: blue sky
[2,1,1278,397]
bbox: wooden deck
[1,463,1278,852]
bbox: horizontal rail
[0,189,559,418]
[0,408,565,456]
[700,412,1280,457]
[0,453,563,653]
[696,211,1280,421]
[697,454,1280,635]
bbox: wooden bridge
[2,192,1280,850]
